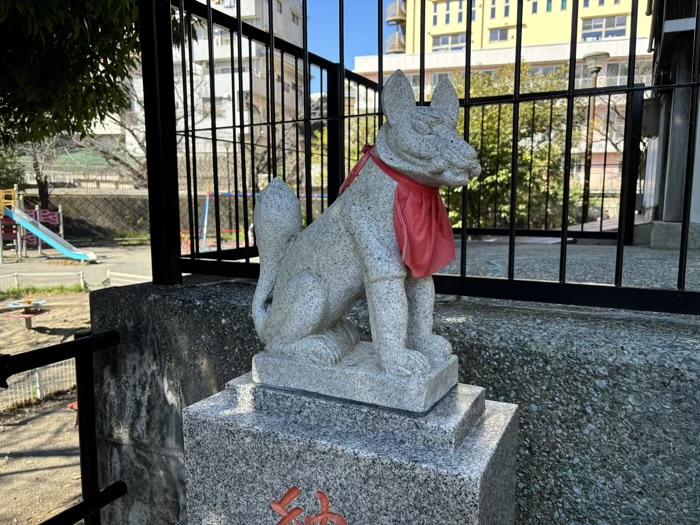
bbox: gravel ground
[0,393,81,524]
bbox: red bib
[339,145,455,279]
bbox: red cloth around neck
[338,145,455,278]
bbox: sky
[306,0,389,68]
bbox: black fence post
[620,87,645,247]
[139,0,182,284]
[326,63,344,205]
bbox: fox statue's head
[376,70,481,189]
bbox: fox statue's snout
[378,71,481,189]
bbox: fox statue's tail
[251,177,302,341]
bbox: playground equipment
[3,298,49,330]
[1,188,97,263]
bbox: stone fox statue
[252,70,481,377]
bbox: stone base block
[252,342,458,413]
[184,373,518,525]
[649,220,700,249]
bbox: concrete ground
[0,245,152,289]
[0,392,81,524]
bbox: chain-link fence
[0,359,76,412]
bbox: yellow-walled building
[394,0,651,54]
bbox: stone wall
[91,280,700,525]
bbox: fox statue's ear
[430,78,459,127]
[382,70,416,127]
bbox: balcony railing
[386,32,405,54]
[386,1,406,25]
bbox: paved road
[0,245,152,289]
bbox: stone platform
[252,342,458,413]
[184,373,518,525]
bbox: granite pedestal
[184,373,518,525]
[252,342,458,413]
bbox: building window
[489,28,509,42]
[446,0,451,24]
[491,0,496,19]
[582,15,627,41]
[599,0,604,5]
[202,96,226,117]
[276,0,282,13]
[614,0,620,3]
[530,65,561,77]
[561,0,567,9]
[472,2,477,20]
[584,0,589,6]
[605,62,628,86]
[432,32,467,51]
[291,12,299,25]
[546,0,552,12]
[504,0,510,17]
[532,1,538,13]
[431,72,452,87]
[459,11,463,23]
[433,2,438,25]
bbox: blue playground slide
[3,207,97,262]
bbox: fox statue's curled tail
[251,178,302,341]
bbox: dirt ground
[0,392,82,524]
[0,246,148,523]
[1,292,90,356]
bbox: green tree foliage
[445,65,587,230]
[0,1,139,145]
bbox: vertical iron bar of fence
[544,99,554,229]
[248,39,257,212]
[494,105,502,227]
[295,58,301,199]
[138,0,182,284]
[229,33,241,249]
[558,0,580,283]
[321,70,326,211]
[527,101,536,228]
[600,94,612,232]
[281,51,286,182]
[582,95,593,230]
[268,0,277,180]
[677,10,700,290]
[205,0,222,256]
[75,344,101,525]
[377,0,384,125]
[187,12,201,254]
[614,0,640,283]
[327,64,343,204]
[507,0,524,280]
[419,0,426,104]
[235,0,250,258]
[302,0,313,224]
[179,4,196,256]
[339,0,346,185]
[477,106,485,228]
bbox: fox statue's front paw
[379,348,431,377]
[410,334,453,363]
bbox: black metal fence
[0,332,125,525]
[140,0,700,315]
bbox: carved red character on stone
[304,491,348,525]
[271,487,305,525]
[271,488,348,525]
